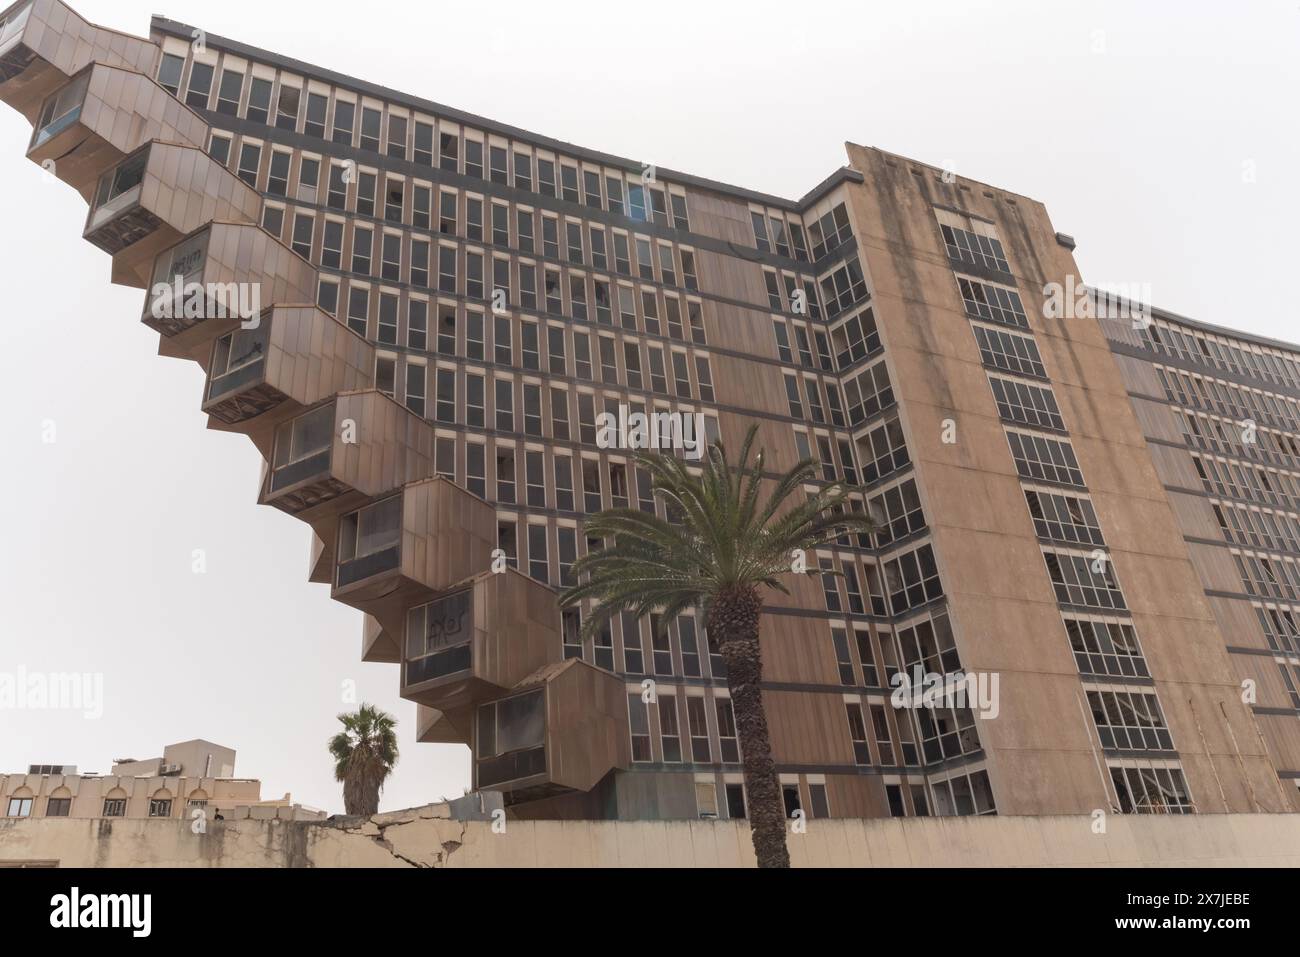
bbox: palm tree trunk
[709,584,791,868]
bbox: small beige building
[2,739,323,822]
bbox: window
[304,92,328,138]
[989,376,1065,431]
[467,442,486,497]
[435,367,455,423]
[275,84,300,130]
[659,693,682,762]
[476,691,545,768]
[716,698,740,762]
[236,142,260,187]
[1025,489,1104,546]
[1006,431,1085,487]
[554,455,575,511]
[332,99,355,145]
[346,286,369,336]
[974,325,1046,378]
[883,543,943,614]
[387,114,408,159]
[440,130,459,171]
[215,69,243,115]
[290,212,313,260]
[528,523,549,582]
[941,224,1010,273]
[185,61,213,110]
[405,362,426,417]
[415,121,434,165]
[465,139,483,178]
[6,797,32,817]
[272,403,333,472]
[628,693,652,762]
[1065,617,1149,679]
[149,798,173,818]
[102,798,126,817]
[1110,765,1193,814]
[514,150,533,190]
[495,378,515,432]
[1043,549,1127,610]
[1088,690,1174,752]
[46,797,71,817]
[338,496,401,563]
[157,53,184,96]
[247,77,272,124]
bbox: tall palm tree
[559,425,875,867]
[328,703,399,816]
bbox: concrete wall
[5,804,1300,867]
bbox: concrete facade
[4,805,1300,867]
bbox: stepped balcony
[0,0,158,123]
[141,221,317,361]
[84,141,262,288]
[401,567,561,713]
[203,306,372,451]
[472,660,631,806]
[331,477,498,632]
[27,61,206,200]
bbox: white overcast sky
[1,0,1296,814]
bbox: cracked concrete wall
[5,805,1300,867]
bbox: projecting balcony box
[141,222,317,363]
[401,567,562,715]
[203,307,373,452]
[26,61,207,200]
[331,476,498,634]
[0,0,158,122]
[259,391,437,590]
[84,142,262,288]
[473,660,631,805]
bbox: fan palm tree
[559,425,875,867]
[328,703,399,816]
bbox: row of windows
[829,609,962,690]
[4,795,198,818]
[1212,498,1300,555]
[1255,604,1300,657]
[1192,452,1300,514]
[989,374,1065,431]
[941,224,1010,274]
[1234,549,1300,602]
[1110,763,1194,814]
[1178,408,1300,469]
[1007,430,1086,488]
[1137,319,1300,393]
[957,276,1029,329]
[627,692,739,765]
[817,542,942,619]
[165,50,695,230]
[782,372,854,431]
[844,698,922,767]
[974,324,1046,379]
[750,200,852,263]
[1157,364,1300,436]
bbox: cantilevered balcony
[203,306,372,448]
[84,141,261,288]
[27,61,206,200]
[260,391,435,519]
[473,660,630,805]
[0,0,158,123]
[331,477,498,628]
[401,568,561,713]
[142,221,317,360]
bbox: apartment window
[385,178,404,223]
[974,325,1046,378]
[286,212,312,260]
[583,169,603,209]
[659,693,682,762]
[636,238,655,280]
[466,196,484,242]
[346,286,369,336]
[1065,617,1149,679]
[148,798,173,818]
[1088,690,1174,752]
[1007,431,1085,487]
[415,121,434,165]
[338,495,401,564]
[215,69,246,116]
[716,699,740,762]
[435,367,455,423]
[346,223,372,274]
[551,387,571,441]
[208,133,231,167]
[558,527,577,586]
[411,239,430,288]
[537,158,556,196]
[623,342,643,390]
[6,797,32,817]
[1043,549,1126,610]
[46,797,71,817]
[236,142,260,187]
[574,334,593,381]
[629,693,652,762]
[157,53,184,95]
[466,252,485,300]
[304,91,328,138]
[525,449,546,508]
[185,61,213,109]
[467,443,486,497]
[465,139,483,178]
[496,446,517,506]
[102,799,126,817]
[332,99,355,145]
[883,543,943,613]
[1025,489,1104,546]
[528,523,549,582]
[514,150,533,190]
[247,77,272,124]
[670,193,690,230]
[582,458,602,512]
[405,362,426,417]
[356,171,376,216]
[440,131,459,171]
[628,183,647,222]
[941,224,1010,273]
[671,352,692,398]
[989,376,1065,431]
[375,356,396,399]
[275,85,300,130]
[523,383,543,436]
[554,455,575,511]
[495,378,515,432]
[317,279,338,315]
[783,374,804,419]
[751,211,771,252]
[387,114,408,159]
[1110,765,1193,815]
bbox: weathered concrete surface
[5,807,1300,867]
